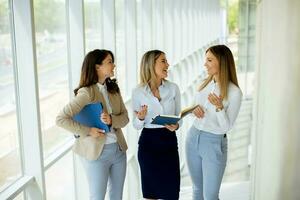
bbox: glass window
[45,152,75,199]
[225,0,255,184]
[14,192,24,200]
[33,0,71,158]
[0,0,22,190]
[84,0,102,53]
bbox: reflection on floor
[180,181,250,200]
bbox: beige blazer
[56,84,129,160]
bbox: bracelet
[216,106,223,112]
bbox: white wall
[252,0,300,199]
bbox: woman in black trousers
[132,50,181,200]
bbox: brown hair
[199,45,239,99]
[139,50,165,87]
[74,49,119,95]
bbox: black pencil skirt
[138,128,180,200]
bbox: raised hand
[208,93,223,110]
[135,105,148,120]
[192,105,205,118]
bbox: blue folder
[73,102,110,133]
[151,115,181,126]
[151,105,198,126]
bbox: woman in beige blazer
[56,49,129,200]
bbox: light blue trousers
[81,143,127,200]
[185,126,227,200]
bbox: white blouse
[193,80,243,135]
[132,80,181,130]
[96,83,117,144]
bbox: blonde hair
[139,50,165,87]
[199,45,239,99]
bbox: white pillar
[66,0,85,94]
[140,0,153,53]
[252,0,300,199]
[124,0,138,97]
[66,2,86,200]
[101,0,116,52]
[12,0,45,199]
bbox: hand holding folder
[73,102,110,133]
[151,105,199,125]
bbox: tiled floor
[180,181,250,200]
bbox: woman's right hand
[192,105,205,118]
[89,127,105,138]
[135,105,148,120]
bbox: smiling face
[96,54,115,80]
[204,50,220,76]
[154,53,169,79]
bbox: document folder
[151,105,198,126]
[73,102,110,133]
[151,115,181,126]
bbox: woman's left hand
[101,112,112,125]
[165,123,179,132]
[208,93,223,110]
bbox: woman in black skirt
[132,50,181,200]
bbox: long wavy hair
[139,50,165,87]
[199,45,239,99]
[74,49,119,95]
